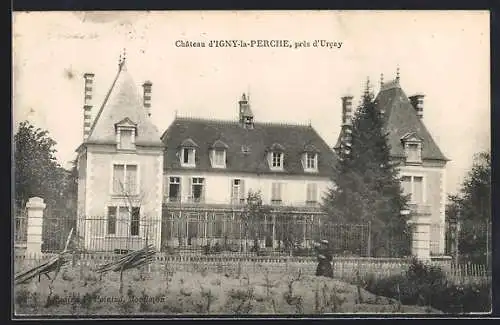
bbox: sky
[12,10,490,196]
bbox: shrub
[364,258,491,313]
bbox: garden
[15,260,444,315]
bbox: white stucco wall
[80,145,164,250]
[164,170,333,207]
[398,164,446,255]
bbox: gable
[85,63,163,148]
[400,132,423,143]
[115,117,137,129]
[375,85,448,161]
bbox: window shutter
[191,149,196,165]
[201,179,206,202]
[230,179,235,203]
[240,180,245,202]
[313,183,318,201]
[167,175,170,198]
[279,183,283,202]
[414,177,424,203]
[107,207,117,235]
[113,165,125,193]
[271,183,277,201]
[127,165,138,194]
[189,178,193,202]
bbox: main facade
[76,59,447,256]
[76,59,336,252]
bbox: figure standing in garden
[314,239,334,278]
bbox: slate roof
[162,117,337,176]
[335,79,448,161]
[85,61,163,147]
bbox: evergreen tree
[322,79,411,257]
[446,151,491,265]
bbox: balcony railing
[408,203,432,216]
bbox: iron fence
[160,208,370,257]
[18,208,371,257]
[14,208,28,245]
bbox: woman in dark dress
[314,239,334,278]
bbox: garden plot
[14,262,442,315]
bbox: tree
[241,190,271,253]
[322,80,411,257]
[446,151,491,265]
[14,121,68,212]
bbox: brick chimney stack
[409,93,425,119]
[142,81,152,117]
[341,95,354,126]
[83,73,95,141]
[338,95,354,160]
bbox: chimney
[238,93,248,123]
[409,93,425,119]
[238,93,254,128]
[142,81,152,117]
[83,73,95,141]
[341,95,354,125]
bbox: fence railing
[13,252,491,285]
[14,211,371,256]
[73,213,370,257]
[14,209,28,245]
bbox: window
[271,183,282,205]
[306,183,318,206]
[244,117,254,129]
[211,149,226,168]
[112,164,138,195]
[306,153,317,169]
[401,175,424,204]
[406,143,422,163]
[115,118,137,151]
[231,179,245,204]
[119,129,134,150]
[271,152,283,169]
[168,177,181,202]
[181,148,196,167]
[130,207,140,236]
[107,206,140,236]
[191,177,205,203]
[118,207,129,236]
[107,207,117,235]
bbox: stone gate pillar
[408,214,431,261]
[26,197,46,256]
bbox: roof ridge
[174,116,313,128]
[86,66,123,140]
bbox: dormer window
[306,152,318,169]
[241,145,251,154]
[401,132,423,165]
[179,138,198,168]
[272,152,283,168]
[243,116,254,129]
[302,144,319,172]
[268,143,285,171]
[115,118,137,151]
[210,139,228,168]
